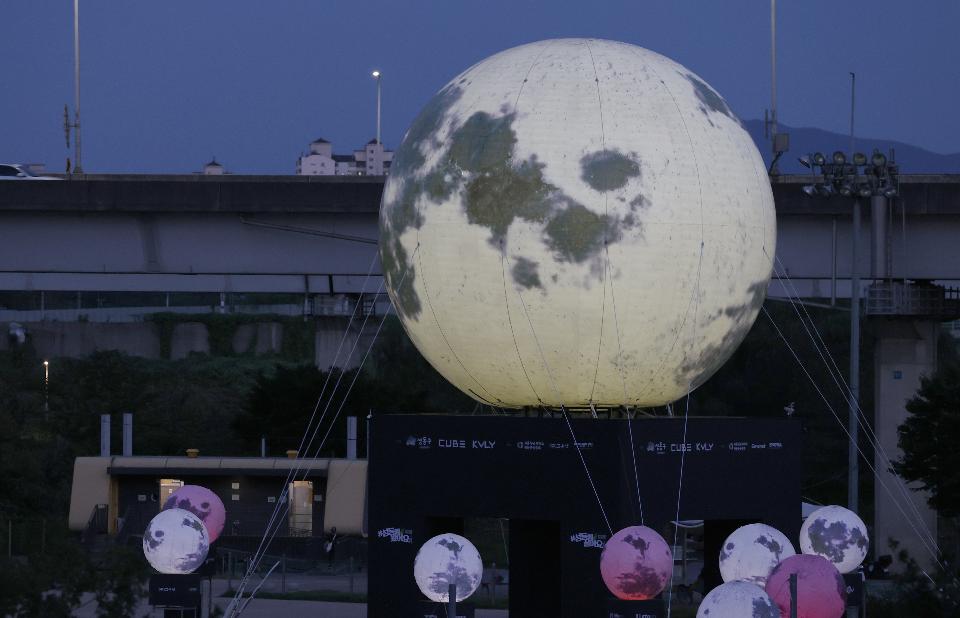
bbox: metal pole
[848,200,861,513]
[376,76,381,145]
[789,572,798,618]
[770,0,777,150]
[849,72,856,156]
[831,217,838,306]
[122,412,133,456]
[447,583,457,618]
[281,553,286,593]
[73,0,82,173]
[7,521,11,558]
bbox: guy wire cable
[231,246,420,615]
[761,305,944,580]
[226,249,380,612]
[666,239,703,618]
[507,254,614,536]
[767,251,943,558]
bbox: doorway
[159,478,184,505]
[288,480,314,536]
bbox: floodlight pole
[848,198,861,514]
[73,0,83,173]
[847,72,861,515]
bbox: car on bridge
[0,163,59,180]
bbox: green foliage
[867,542,960,617]
[0,540,146,618]
[895,353,960,517]
[146,313,316,361]
[691,301,873,507]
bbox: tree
[895,362,960,517]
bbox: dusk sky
[2,1,958,174]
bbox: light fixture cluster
[799,149,899,199]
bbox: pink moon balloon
[765,554,846,618]
[600,525,673,600]
[163,485,226,543]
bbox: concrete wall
[873,319,940,570]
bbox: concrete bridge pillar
[873,319,939,569]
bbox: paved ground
[72,576,508,617]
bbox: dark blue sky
[2,1,958,174]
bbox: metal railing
[865,281,960,319]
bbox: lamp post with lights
[799,149,899,514]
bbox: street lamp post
[372,70,382,145]
[43,360,50,413]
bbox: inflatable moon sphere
[719,523,796,586]
[163,485,226,543]
[142,508,210,575]
[380,38,775,408]
[765,554,846,618]
[413,533,483,602]
[600,525,673,600]
[696,581,781,618]
[799,505,869,574]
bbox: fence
[0,517,57,557]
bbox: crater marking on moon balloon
[580,149,641,192]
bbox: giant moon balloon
[719,523,796,585]
[379,38,776,408]
[799,505,869,574]
[163,485,226,543]
[765,554,846,618]
[413,533,483,602]
[696,581,781,618]
[142,508,210,574]
[600,525,673,600]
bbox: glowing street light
[43,360,49,412]
[372,70,382,145]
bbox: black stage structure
[368,414,800,618]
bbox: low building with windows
[296,137,392,176]
[69,454,367,550]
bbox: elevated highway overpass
[0,173,958,302]
[3,173,959,568]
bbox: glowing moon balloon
[379,37,775,408]
[600,525,673,600]
[413,533,483,602]
[163,485,226,543]
[142,508,210,574]
[799,505,869,574]
[765,554,846,618]
[719,523,796,585]
[696,581,781,618]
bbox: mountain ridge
[743,119,960,174]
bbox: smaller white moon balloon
[697,581,781,618]
[413,533,483,602]
[799,505,869,574]
[142,508,209,574]
[719,523,796,586]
